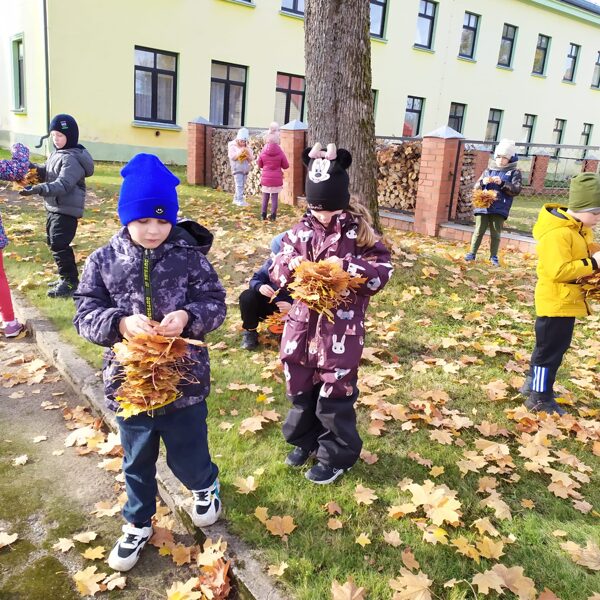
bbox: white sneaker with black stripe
[192,478,222,527]
[107,523,153,572]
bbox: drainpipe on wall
[36,0,50,150]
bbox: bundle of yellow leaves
[577,271,600,302]
[12,168,40,190]
[472,189,497,209]
[112,332,200,418]
[288,260,366,321]
[237,149,249,162]
[260,309,288,335]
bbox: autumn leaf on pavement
[0,532,18,548]
[81,545,105,560]
[73,531,98,544]
[196,537,227,567]
[355,533,371,547]
[149,526,175,548]
[354,484,378,505]
[102,573,127,590]
[12,454,28,466]
[265,515,296,538]
[73,565,106,597]
[268,562,288,577]
[171,543,194,566]
[32,435,47,443]
[331,577,367,600]
[389,568,433,600]
[234,475,258,494]
[166,578,202,600]
[53,537,74,552]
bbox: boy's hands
[19,185,42,196]
[119,314,156,339]
[156,310,189,337]
[288,256,304,270]
[276,301,292,312]
[259,284,276,298]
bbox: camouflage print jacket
[73,221,227,411]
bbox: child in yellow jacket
[523,172,600,415]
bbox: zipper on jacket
[143,249,154,320]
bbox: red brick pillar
[473,149,491,182]
[530,154,550,193]
[414,128,464,236]
[583,159,599,173]
[205,126,214,187]
[187,121,206,185]
[280,122,307,206]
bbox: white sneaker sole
[107,538,150,572]
[192,503,222,528]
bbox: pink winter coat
[257,143,289,187]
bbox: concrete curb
[12,293,288,600]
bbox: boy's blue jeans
[117,402,218,525]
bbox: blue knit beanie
[118,154,179,226]
[49,114,79,149]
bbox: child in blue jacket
[73,154,226,572]
[465,139,522,266]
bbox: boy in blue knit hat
[20,114,94,297]
[74,153,227,572]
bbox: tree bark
[304,0,381,231]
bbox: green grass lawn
[1,161,599,599]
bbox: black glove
[19,185,42,196]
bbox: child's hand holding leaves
[155,310,189,337]
[119,314,157,339]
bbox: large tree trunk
[305,0,381,232]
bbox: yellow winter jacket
[533,204,597,317]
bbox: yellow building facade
[1,0,599,163]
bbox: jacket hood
[533,203,583,241]
[263,142,281,156]
[173,219,213,255]
[56,146,95,177]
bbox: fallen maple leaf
[265,515,296,538]
[325,501,342,515]
[560,539,600,571]
[234,475,258,494]
[401,547,420,571]
[53,537,74,552]
[81,545,105,560]
[331,576,367,600]
[12,454,28,466]
[103,572,127,591]
[383,530,402,547]
[32,435,47,443]
[476,536,504,560]
[389,568,433,600]
[268,562,288,577]
[73,565,106,597]
[354,484,378,505]
[171,543,194,566]
[166,578,203,600]
[196,537,226,567]
[328,518,343,530]
[472,569,505,595]
[355,533,371,547]
[0,532,18,548]
[537,589,560,600]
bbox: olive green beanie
[568,173,600,212]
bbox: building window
[448,102,466,133]
[134,46,177,124]
[404,96,424,136]
[580,123,593,158]
[485,109,503,142]
[553,118,566,158]
[497,23,517,67]
[210,61,247,127]
[12,36,25,110]
[459,12,479,59]
[563,43,580,82]
[522,114,536,155]
[532,34,550,75]
[281,0,304,15]
[274,72,305,125]
[415,1,437,50]
[592,51,600,88]
[370,0,387,38]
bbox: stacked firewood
[211,128,265,196]
[376,141,421,211]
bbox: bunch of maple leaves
[472,188,497,209]
[12,167,40,190]
[112,332,199,418]
[288,259,367,321]
[578,271,600,302]
[260,308,288,335]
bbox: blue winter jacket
[474,157,523,219]
[73,220,227,412]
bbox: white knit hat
[494,139,517,159]
[236,127,250,141]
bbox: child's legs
[0,251,15,322]
[239,288,276,330]
[469,214,489,255]
[530,316,575,398]
[270,193,279,216]
[160,403,218,491]
[488,215,505,257]
[117,413,161,524]
[282,361,323,451]
[314,369,361,469]
[233,173,246,203]
[261,193,269,215]
[46,213,79,282]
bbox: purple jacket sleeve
[182,254,227,339]
[345,241,394,297]
[269,230,300,288]
[73,256,127,347]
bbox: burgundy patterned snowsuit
[270,211,393,468]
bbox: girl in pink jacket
[257,122,289,221]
